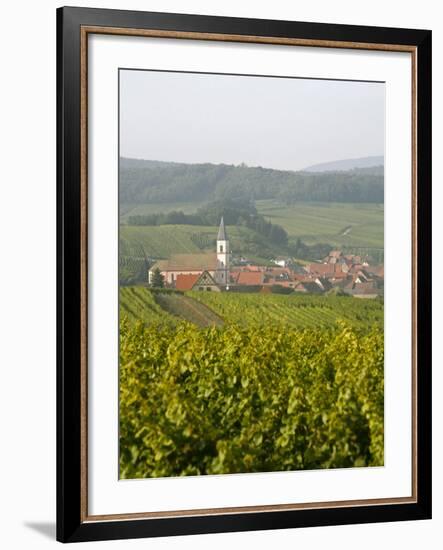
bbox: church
[148,217,230,290]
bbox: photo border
[57,6,431,542]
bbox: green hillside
[119,200,383,284]
[256,200,384,248]
[120,157,384,205]
[120,287,383,331]
[120,223,274,258]
[154,293,223,327]
[120,287,224,327]
[121,225,203,259]
[189,291,383,330]
[119,287,175,325]
[119,158,384,272]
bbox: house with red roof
[175,271,220,292]
[232,271,264,286]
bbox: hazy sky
[120,69,384,171]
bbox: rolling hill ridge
[120,157,384,205]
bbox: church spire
[217,216,228,241]
[216,217,230,287]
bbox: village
[149,218,384,298]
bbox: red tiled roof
[244,265,265,272]
[175,273,201,291]
[236,272,264,285]
[324,271,349,279]
[290,273,306,281]
[308,263,336,275]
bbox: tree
[151,267,164,288]
[269,224,288,245]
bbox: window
[219,245,223,252]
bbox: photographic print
[57,9,431,541]
[118,69,385,479]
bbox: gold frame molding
[79,26,418,523]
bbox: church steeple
[216,217,230,287]
[217,216,228,241]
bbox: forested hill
[120,158,384,205]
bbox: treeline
[128,199,288,246]
[288,238,332,261]
[120,158,384,205]
[128,211,201,226]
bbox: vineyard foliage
[120,287,383,330]
[189,291,383,329]
[119,287,175,325]
[120,319,384,478]
[120,287,222,327]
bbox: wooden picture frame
[57,6,432,543]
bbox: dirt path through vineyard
[154,293,224,327]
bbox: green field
[189,291,383,330]
[120,287,383,331]
[121,225,203,259]
[256,200,384,248]
[120,200,383,282]
[121,200,384,249]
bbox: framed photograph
[57,6,432,543]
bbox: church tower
[216,217,230,287]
